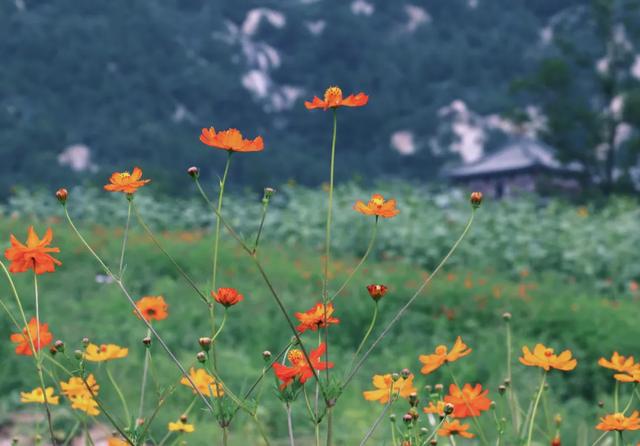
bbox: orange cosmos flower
[108,436,128,446]
[20,387,59,405]
[418,336,472,375]
[304,86,368,110]
[354,194,400,219]
[599,352,636,374]
[362,373,417,404]
[200,127,264,152]
[60,374,99,399]
[5,226,61,274]
[366,284,388,301]
[444,383,492,418]
[437,420,475,438]
[596,411,640,431]
[84,343,129,362]
[211,287,244,307]
[134,296,169,321]
[614,365,640,383]
[70,395,100,416]
[519,344,577,372]
[423,400,447,417]
[10,318,53,356]
[104,167,150,194]
[273,343,334,389]
[295,302,340,333]
[181,367,223,397]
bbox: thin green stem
[212,151,232,290]
[118,198,132,278]
[329,218,378,302]
[590,431,609,446]
[211,308,228,342]
[252,414,271,446]
[62,421,80,446]
[107,364,131,428]
[526,372,547,446]
[253,193,272,253]
[505,318,520,432]
[347,302,378,376]
[359,397,396,445]
[222,427,229,446]
[614,380,620,446]
[622,384,637,413]
[138,327,152,420]
[286,404,296,446]
[343,210,476,388]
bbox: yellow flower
[20,387,59,405]
[180,368,223,397]
[60,374,99,399]
[363,374,416,404]
[70,395,100,416]
[107,437,129,446]
[84,343,129,362]
[168,419,195,433]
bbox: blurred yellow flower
[84,343,129,362]
[20,387,59,405]
[60,374,99,399]
[363,373,416,404]
[168,419,195,433]
[180,368,223,397]
[70,395,100,416]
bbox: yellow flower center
[371,196,384,207]
[288,349,305,366]
[118,172,131,180]
[324,86,343,104]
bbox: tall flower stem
[107,364,132,428]
[614,380,620,446]
[138,327,152,420]
[526,371,547,446]
[211,308,228,342]
[359,397,396,445]
[346,302,378,376]
[343,210,476,388]
[505,316,520,432]
[118,197,132,278]
[286,403,296,446]
[62,206,214,413]
[322,108,338,301]
[329,219,378,302]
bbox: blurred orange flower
[444,383,492,418]
[423,400,447,417]
[5,226,61,274]
[304,86,368,110]
[108,437,128,446]
[200,127,264,152]
[11,318,53,356]
[596,411,640,431]
[295,302,340,333]
[614,366,640,383]
[212,287,244,308]
[84,343,129,362]
[273,343,333,389]
[599,352,636,373]
[519,344,577,372]
[180,367,223,397]
[437,420,475,438]
[104,167,150,194]
[362,373,416,404]
[354,194,400,218]
[135,296,169,321]
[418,336,472,375]
[20,387,59,405]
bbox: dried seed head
[402,413,413,425]
[180,414,188,423]
[391,373,400,382]
[409,392,419,407]
[82,337,90,346]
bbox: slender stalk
[359,398,395,445]
[347,302,378,375]
[286,404,296,446]
[505,316,520,432]
[211,308,228,342]
[222,427,229,446]
[107,364,132,428]
[590,431,609,446]
[252,414,272,446]
[326,407,333,446]
[62,421,80,446]
[212,151,232,289]
[330,219,378,302]
[343,210,476,388]
[138,327,152,420]
[253,191,273,253]
[62,206,214,413]
[118,198,132,278]
[622,384,637,413]
[526,372,547,446]
[614,380,620,446]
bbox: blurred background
[1,0,640,444]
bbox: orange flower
[134,296,169,321]
[200,127,264,152]
[60,374,100,399]
[366,284,388,301]
[304,86,368,110]
[211,288,244,307]
[10,318,53,356]
[614,366,640,383]
[181,367,223,397]
[295,302,340,333]
[519,344,577,372]
[273,343,333,389]
[354,194,400,218]
[108,437,128,446]
[5,226,61,274]
[423,400,447,417]
[70,395,100,416]
[20,387,59,405]
[437,420,475,438]
[84,343,129,362]
[444,383,492,418]
[104,167,150,194]
[362,373,416,404]
[596,411,640,431]
[418,336,472,375]
[599,352,636,373]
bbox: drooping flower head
[363,373,417,404]
[304,86,368,110]
[598,352,636,374]
[212,287,244,308]
[273,343,334,389]
[104,167,150,194]
[354,194,400,218]
[5,226,61,274]
[200,127,264,152]
[11,318,53,356]
[20,387,59,405]
[180,367,223,398]
[134,295,169,321]
[295,302,340,333]
[444,383,492,418]
[418,336,472,375]
[519,344,577,372]
[595,411,640,431]
[437,420,475,438]
[366,284,388,301]
[84,343,129,362]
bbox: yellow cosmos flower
[168,419,195,433]
[180,367,223,397]
[84,343,129,362]
[70,395,100,416]
[20,387,59,405]
[60,374,99,399]
[363,373,416,404]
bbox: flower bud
[430,440,437,446]
[490,401,496,410]
[187,166,199,178]
[82,337,90,347]
[402,413,413,425]
[196,351,207,363]
[54,340,65,353]
[470,191,483,208]
[554,414,563,426]
[262,350,272,361]
[366,284,388,302]
[180,414,188,423]
[74,349,83,360]
[424,384,432,393]
[136,418,145,427]
[598,400,604,408]
[391,373,400,382]
[503,378,511,387]
[199,337,212,351]
[401,368,411,379]
[389,414,396,422]
[263,187,275,203]
[498,384,506,395]
[142,336,152,347]
[444,403,455,415]
[408,392,419,407]
[420,427,429,435]
[49,347,57,356]
[55,188,68,204]
[408,407,419,420]
[502,312,512,321]
[434,383,444,393]
[551,435,561,446]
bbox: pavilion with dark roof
[444,138,583,198]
